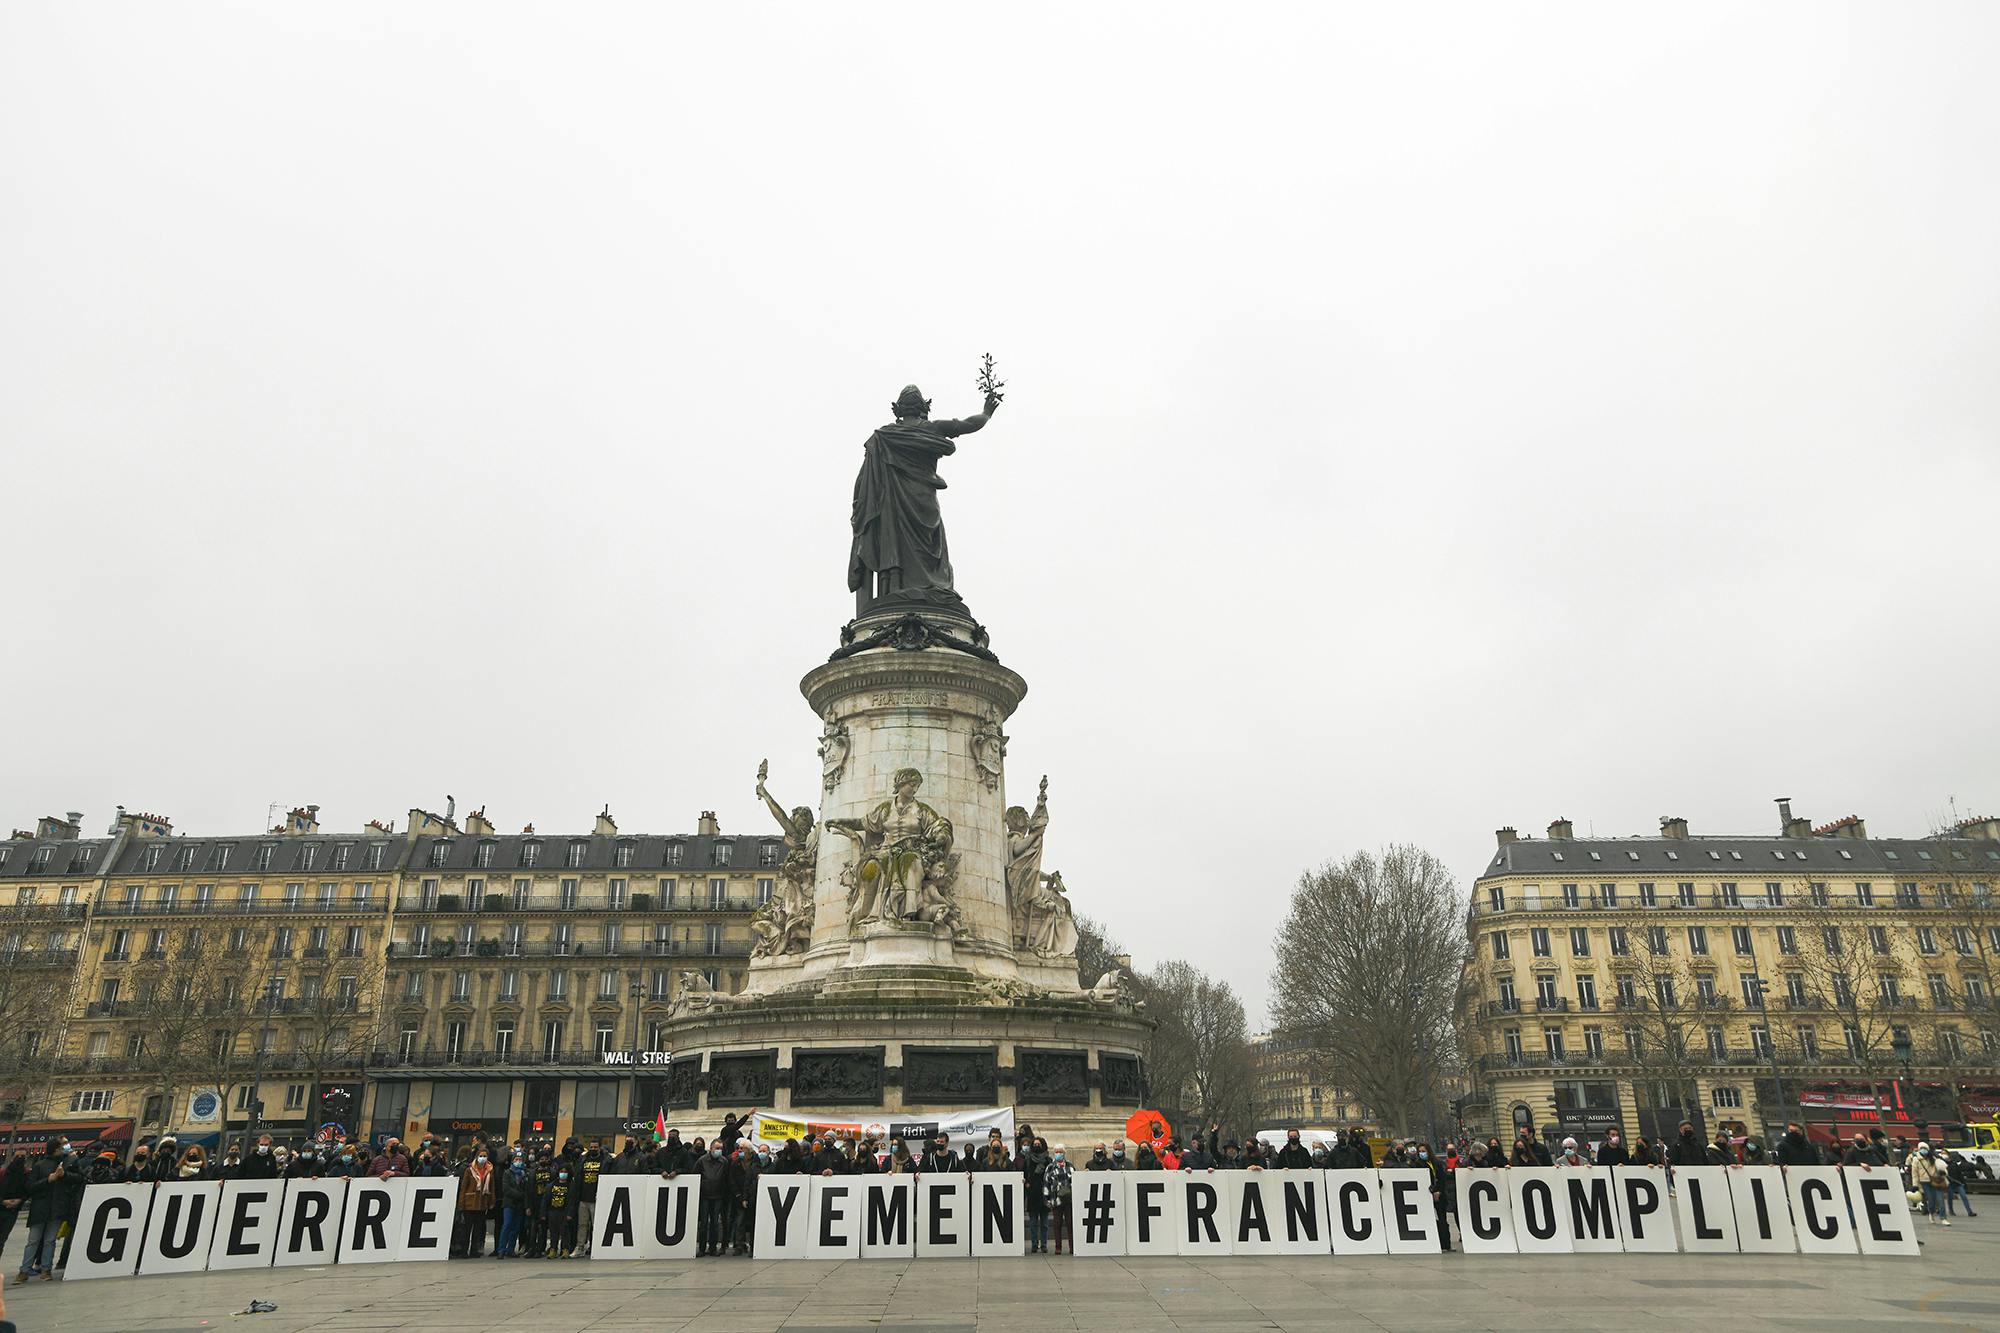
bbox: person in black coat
[1775,1124,1818,1167]
[1595,1130,1630,1167]
[1180,1137,1215,1172]
[695,1143,735,1256]
[730,1146,762,1254]
[1272,1131,1314,1170]
[918,1136,960,1174]
[0,1154,29,1258]
[1666,1123,1709,1167]
[12,1142,69,1282]
[653,1130,692,1178]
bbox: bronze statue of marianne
[847,376,1001,618]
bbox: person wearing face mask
[1273,1131,1313,1171]
[731,1142,762,1255]
[918,1136,959,1175]
[1043,1144,1074,1255]
[1775,1123,1817,1167]
[977,1130,1017,1173]
[1594,1130,1628,1167]
[1555,1138,1589,1168]
[1215,1141,1245,1170]
[527,1152,557,1257]
[176,1145,208,1180]
[1109,1140,1132,1170]
[696,1140,734,1256]
[574,1143,604,1259]
[457,1148,497,1257]
[1416,1142,1454,1252]
[544,1160,578,1258]
[1907,1142,1950,1224]
[1666,1122,1707,1168]
[238,1135,280,1180]
[1022,1137,1051,1252]
[1180,1135,1215,1172]
[125,1144,155,1183]
[368,1138,409,1180]
[1083,1142,1112,1172]
[12,1140,69,1284]
[884,1138,915,1174]
[496,1151,530,1258]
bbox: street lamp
[1748,973,1788,1133]
[1891,1030,1916,1135]
[628,981,645,1143]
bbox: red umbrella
[1125,1109,1169,1145]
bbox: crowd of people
[4,1115,1985,1277]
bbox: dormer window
[519,841,542,868]
[566,841,588,869]
[142,845,165,871]
[429,841,452,869]
[664,841,685,867]
[299,844,319,872]
[332,843,351,870]
[365,842,387,870]
[175,846,198,871]
[712,842,734,868]
[255,844,276,871]
[475,841,495,869]
[615,841,635,869]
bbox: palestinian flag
[653,1109,668,1143]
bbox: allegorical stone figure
[826,767,962,934]
[847,382,1000,616]
[749,760,816,958]
[1005,776,1050,946]
[1027,869,1078,958]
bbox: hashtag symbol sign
[1082,1182,1114,1245]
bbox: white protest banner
[1377,1168,1440,1254]
[1507,1168,1572,1254]
[1071,1172,1126,1258]
[339,1178,407,1265]
[1611,1167,1676,1253]
[1326,1170,1388,1255]
[970,1175,1025,1257]
[1456,1170,1517,1254]
[1727,1167,1796,1253]
[860,1176,916,1258]
[916,1174,971,1257]
[273,1178,347,1268]
[1784,1166,1858,1255]
[209,1179,288,1271]
[1847,1168,1920,1256]
[403,1179,454,1262]
[1124,1171,1181,1256]
[592,1176,697,1260]
[1671,1166,1739,1253]
[64,1183,153,1281]
[1559,1168,1622,1253]
[137,1180,222,1275]
[810,1176,864,1258]
[754,1175,812,1258]
[1230,1171,1324,1255]
[1177,1173,1229,1254]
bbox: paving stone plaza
[3,1222,1994,1332]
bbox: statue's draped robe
[848,418,980,598]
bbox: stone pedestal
[669,604,1149,1140]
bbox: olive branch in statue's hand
[976,352,1005,410]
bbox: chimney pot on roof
[594,808,618,837]
[1546,818,1573,841]
[696,810,720,837]
[1496,827,1518,847]
[1659,816,1689,840]
[1955,816,2000,841]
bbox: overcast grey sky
[4,3,1996,1021]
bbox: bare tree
[1614,929,1714,1138]
[1787,880,1908,1125]
[291,965,389,1134]
[1073,913,1124,989]
[0,910,79,1126]
[1141,959,1255,1137]
[1271,846,1464,1138]
[126,930,237,1133]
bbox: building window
[1749,1024,1771,1056]
[1543,1027,1565,1060]
[1582,1027,1604,1059]
[756,878,774,906]
[1561,883,1580,908]
[1599,883,1617,908]
[615,842,635,869]
[1607,927,1629,956]
[452,971,470,1001]
[1647,926,1668,956]
[594,1021,615,1056]
[513,879,531,909]
[1530,928,1551,958]
[651,967,670,1000]
[543,1020,565,1060]
[1624,1027,1643,1058]
[664,842,685,867]
[709,878,728,909]
[500,970,519,1001]
[549,971,568,1000]
[1867,926,1890,955]
[1535,975,1559,1007]
[398,1024,418,1059]
[1928,973,1951,1005]
[1655,977,1677,1009]
[1687,926,1708,955]
[1941,1028,1965,1060]
[1576,975,1598,1010]
[505,923,523,955]
[1822,926,1843,955]
[646,1021,667,1052]
[445,1021,466,1061]
[567,841,588,869]
[1916,927,1938,955]
[1740,975,1762,1007]
[1487,886,1506,912]
[1616,977,1638,1008]
[1705,1026,1727,1059]
[1776,926,1797,955]
[476,842,495,869]
[560,879,580,910]
[598,970,617,1000]
[1677,882,1696,907]
[1504,1030,1523,1061]
[1878,974,1901,1003]
[1711,1085,1742,1109]
[1720,883,1740,908]
[712,842,733,868]
[495,1022,515,1058]
[609,878,628,910]
[1954,926,1975,956]
[403,972,423,1000]
[70,1090,115,1113]
[1497,977,1517,1009]
[1491,932,1510,960]
[1638,882,1657,908]
[1569,927,1590,957]
[520,841,542,868]
[554,923,572,956]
